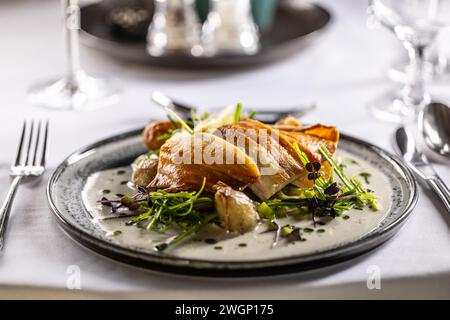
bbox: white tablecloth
[0,0,449,299]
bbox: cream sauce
[81,150,391,261]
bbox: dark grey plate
[47,129,418,277]
[79,0,331,68]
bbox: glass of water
[368,0,450,123]
[27,0,120,111]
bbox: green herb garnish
[118,178,215,251]
[248,110,257,119]
[165,106,194,134]
[233,103,243,123]
[260,144,379,237]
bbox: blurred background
[1,0,450,154]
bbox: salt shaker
[147,0,202,56]
[202,0,260,56]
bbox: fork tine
[14,120,27,166]
[24,120,34,166]
[32,121,42,166]
[40,120,49,167]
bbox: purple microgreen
[98,197,122,213]
[324,182,339,195]
[286,227,303,242]
[313,162,321,171]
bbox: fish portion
[280,124,339,163]
[238,119,305,174]
[216,120,303,200]
[146,118,339,199]
[148,132,261,192]
[275,121,339,188]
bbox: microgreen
[164,106,194,134]
[100,177,215,251]
[233,103,243,123]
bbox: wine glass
[27,0,120,111]
[368,0,450,123]
[387,45,447,83]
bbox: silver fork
[0,120,48,250]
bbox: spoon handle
[426,175,450,213]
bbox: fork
[0,120,48,250]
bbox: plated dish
[47,106,417,277]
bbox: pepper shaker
[147,0,202,56]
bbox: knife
[395,126,450,213]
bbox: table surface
[0,0,449,299]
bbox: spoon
[151,92,316,124]
[395,126,450,213]
[420,102,450,159]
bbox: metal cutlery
[0,120,49,250]
[419,102,450,159]
[151,91,316,124]
[395,126,450,213]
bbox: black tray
[80,0,331,68]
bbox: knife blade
[151,91,316,124]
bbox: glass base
[27,71,121,111]
[367,90,426,124]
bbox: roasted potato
[275,116,302,127]
[131,156,159,187]
[214,184,259,233]
[143,121,175,150]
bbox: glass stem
[63,0,81,86]
[402,43,429,108]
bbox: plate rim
[47,128,418,276]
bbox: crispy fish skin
[214,183,259,233]
[148,132,260,192]
[216,123,299,200]
[277,122,339,163]
[237,119,304,174]
[274,119,339,188]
